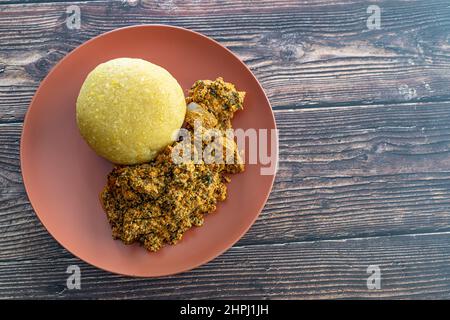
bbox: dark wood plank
[1,232,450,299]
[3,101,450,261]
[0,123,21,192]
[2,0,450,121]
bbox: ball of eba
[76,58,186,164]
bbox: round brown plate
[21,25,278,277]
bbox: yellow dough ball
[76,58,186,164]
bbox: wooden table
[1,0,450,299]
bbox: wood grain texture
[2,0,450,299]
[2,102,450,260]
[2,0,450,122]
[1,232,450,299]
